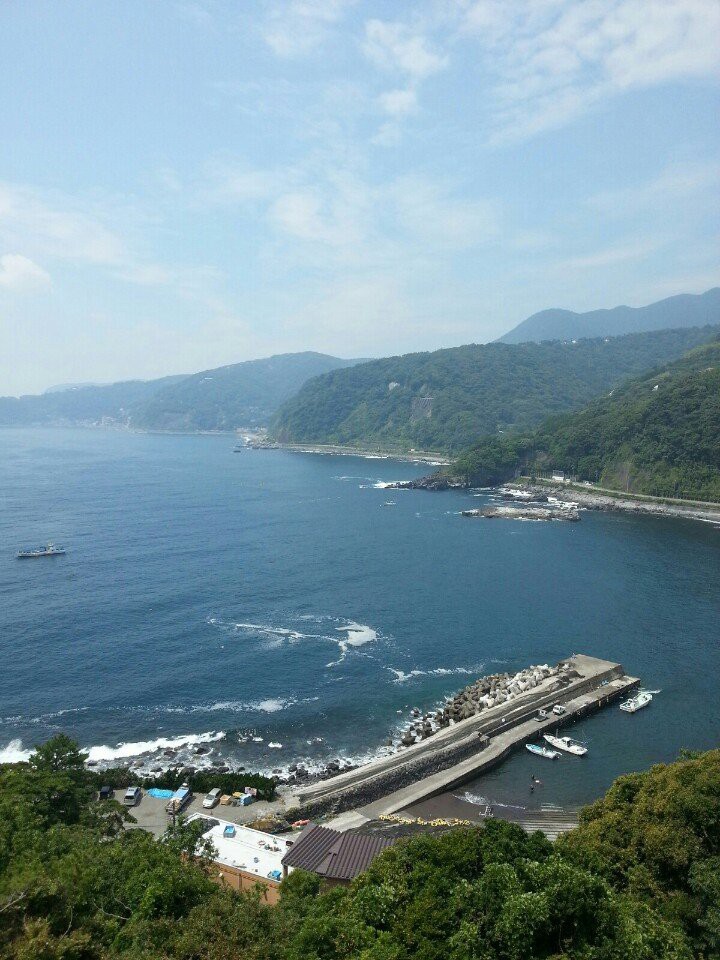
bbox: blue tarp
[147,788,174,799]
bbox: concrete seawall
[290,655,638,821]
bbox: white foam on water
[85,730,225,763]
[458,791,528,811]
[386,664,483,684]
[268,742,282,749]
[0,739,32,763]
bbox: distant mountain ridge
[497,288,720,344]
[0,352,359,430]
[130,352,360,432]
[452,337,720,501]
[272,325,720,454]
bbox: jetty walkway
[291,654,637,825]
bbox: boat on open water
[543,734,587,756]
[17,542,66,559]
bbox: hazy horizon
[2,0,719,394]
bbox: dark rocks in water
[193,746,209,755]
[386,474,466,491]
[289,764,298,773]
[163,749,177,757]
[295,767,309,779]
[217,765,230,773]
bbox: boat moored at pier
[543,734,587,756]
[526,743,561,760]
[619,690,653,713]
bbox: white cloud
[378,87,418,116]
[364,19,448,78]
[461,0,720,143]
[389,175,500,248]
[262,0,356,58]
[0,182,126,265]
[557,237,664,270]
[0,254,51,291]
[588,160,720,216]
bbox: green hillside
[130,352,360,431]
[272,325,720,454]
[452,339,720,500]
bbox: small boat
[619,690,653,713]
[526,743,560,760]
[17,542,66,558]
[543,733,587,756]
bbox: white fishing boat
[543,733,587,756]
[526,743,560,760]
[619,690,653,713]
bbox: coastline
[510,479,720,524]
[256,440,453,466]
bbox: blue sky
[1,0,719,394]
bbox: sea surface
[1,428,719,809]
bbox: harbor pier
[290,654,638,825]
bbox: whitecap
[85,730,225,763]
[0,739,32,763]
[268,742,283,749]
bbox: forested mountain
[0,375,186,427]
[452,339,720,500]
[130,352,360,431]
[272,325,720,454]
[497,287,720,344]
[1,734,718,958]
[0,353,358,430]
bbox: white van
[202,787,222,809]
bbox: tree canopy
[1,736,718,958]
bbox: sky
[1,0,719,395]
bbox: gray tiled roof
[282,824,394,880]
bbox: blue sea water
[1,427,719,808]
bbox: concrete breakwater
[289,655,637,820]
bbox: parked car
[98,785,113,801]
[552,704,567,716]
[535,709,549,721]
[202,787,222,809]
[123,786,142,806]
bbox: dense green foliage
[89,765,276,801]
[453,340,720,500]
[1,735,718,958]
[130,353,360,431]
[272,325,719,453]
[0,353,358,430]
[498,287,720,344]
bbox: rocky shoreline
[512,482,720,523]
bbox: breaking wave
[386,664,483,684]
[0,739,32,763]
[85,730,226,763]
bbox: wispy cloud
[460,0,720,143]
[0,182,126,265]
[587,160,720,216]
[363,18,447,78]
[0,253,51,292]
[262,0,356,58]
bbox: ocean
[1,427,719,809]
